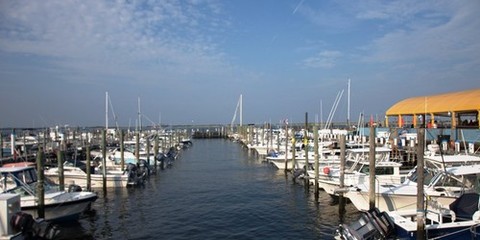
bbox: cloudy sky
[0,0,479,128]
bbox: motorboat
[344,164,480,212]
[337,193,480,240]
[0,166,97,222]
[45,164,129,188]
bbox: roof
[386,88,480,116]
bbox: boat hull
[20,191,98,222]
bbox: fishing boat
[307,147,400,193]
[344,164,480,212]
[0,166,97,222]
[389,192,480,239]
[337,194,480,240]
[44,165,129,188]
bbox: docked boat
[0,166,98,222]
[307,147,400,193]
[344,164,480,212]
[337,193,480,239]
[45,165,129,188]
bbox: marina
[0,111,479,239]
[1,2,480,238]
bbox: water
[56,139,360,239]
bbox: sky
[0,0,479,128]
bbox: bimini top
[386,88,480,116]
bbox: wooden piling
[154,133,159,170]
[23,132,27,160]
[292,136,296,182]
[0,132,3,159]
[416,128,426,240]
[102,129,107,193]
[120,130,125,171]
[368,126,376,210]
[146,137,151,166]
[338,134,347,217]
[86,145,91,192]
[135,131,140,162]
[284,123,289,173]
[36,147,45,219]
[304,112,309,188]
[313,124,319,198]
[57,149,65,191]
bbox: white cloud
[359,1,480,65]
[0,0,231,83]
[302,50,341,69]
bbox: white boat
[344,164,480,212]
[45,165,129,188]
[318,161,404,196]
[0,166,98,222]
[337,193,480,240]
[307,147,399,193]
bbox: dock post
[0,132,3,159]
[36,147,45,219]
[284,122,289,173]
[120,130,125,171]
[135,131,140,162]
[284,122,288,174]
[368,125,376,210]
[146,137,150,166]
[313,124,319,199]
[338,134,346,218]
[154,133,159,171]
[23,132,27,160]
[304,112,309,188]
[86,145,91,192]
[416,128,426,240]
[292,136,296,182]
[102,129,107,193]
[57,148,65,191]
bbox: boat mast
[347,79,351,129]
[240,94,243,127]
[138,97,142,132]
[105,92,109,131]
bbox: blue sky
[0,0,479,128]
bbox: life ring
[323,167,330,175]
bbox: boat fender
[68,184,83,192]
[323,167,330,175]
[473,211,480,221]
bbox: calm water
[56,139,360,239]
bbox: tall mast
[240,94,243,127]
[105,92,109,130]
[138,97,142,131]
[347,79,351,128]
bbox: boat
[344,164,480,212]
[0,166,98,222]
[337,194,480,240]
[389,192,480,239]
[44,165,130,188]
[307,147,402,194]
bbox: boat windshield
[406,167,436,184]
[430,174,480,193]
[358,165,395,175]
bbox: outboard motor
[10,212,59,239]
[156,153,166,170]
[125,163,140,185]
[137,159,151,180]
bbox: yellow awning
[386,88,480,116]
